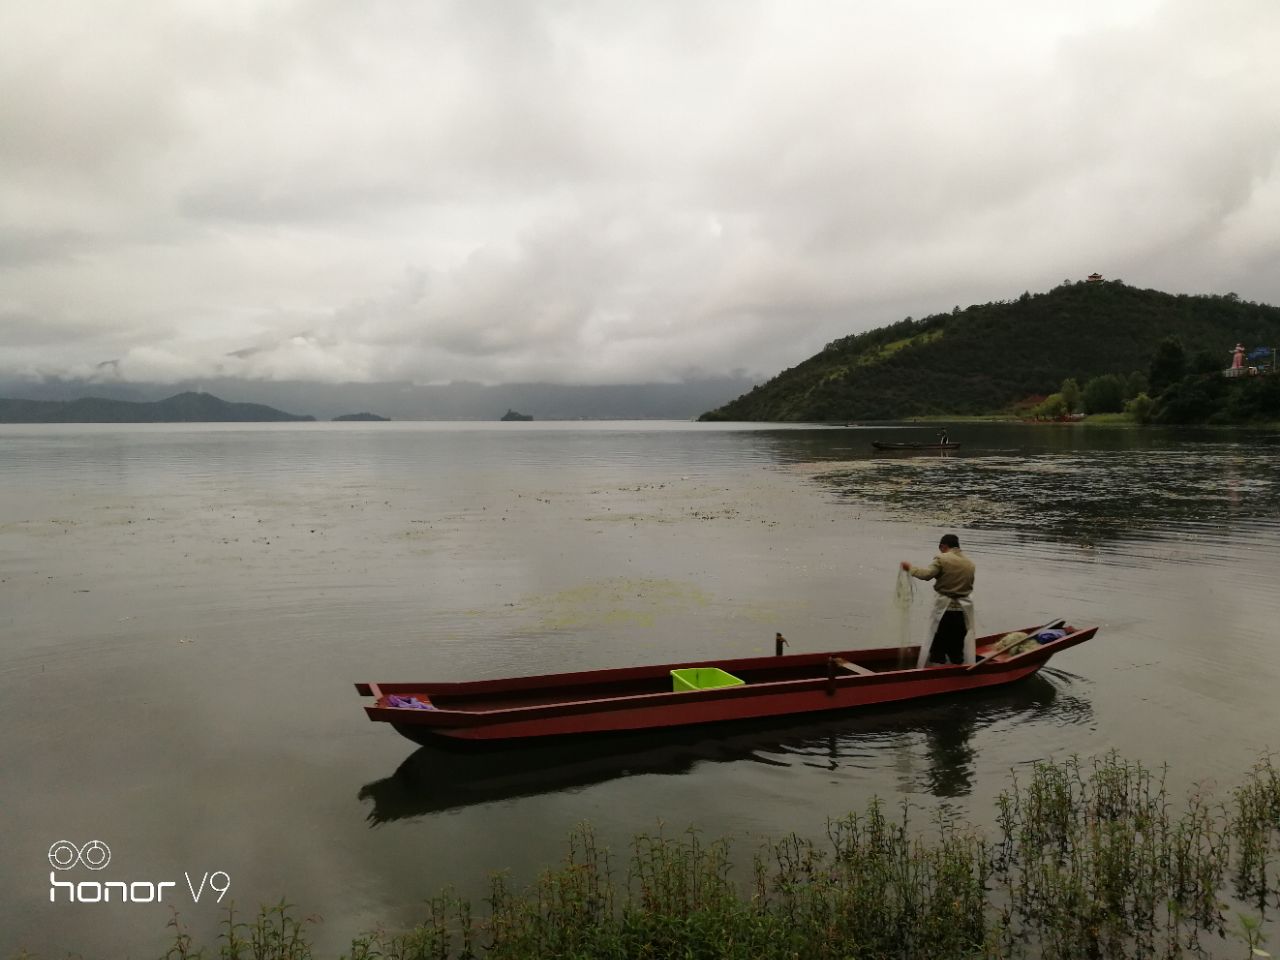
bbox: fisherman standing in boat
[900,533,976,666]
[937,428,949,445]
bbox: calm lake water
[3,420,1279,956]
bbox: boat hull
[871,441,961,450]
[359,626,1096,744]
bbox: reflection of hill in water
[818,449,1280,546]
[358,672,1092,823]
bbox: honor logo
[48,841,229,905]
[49,840,111,871]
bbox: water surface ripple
[1,421,1277,956]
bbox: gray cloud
[1,0,1278,387]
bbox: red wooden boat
[357,624,1096,744]
[871,441,961,451]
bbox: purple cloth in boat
[387,695,435,710]
[1033,629,1067,644]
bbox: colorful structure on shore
[1225,343,1275,378]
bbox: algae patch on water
[517,577,713,631]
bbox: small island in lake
[500,409,534,421]
[333,412,390,421]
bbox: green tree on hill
[1125,370,1148,399]
[1222,373,1280,420]
[1125,392,1155,423]
[1155,374,1227,424]
[1189,349,1223,376]
[1147,337,1186,396]
[1032,393,1067,419]
[1153,370,1280,424]
[1082,374,1126,414]
[1060,378,1081,413]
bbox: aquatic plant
[147,752,1280,959]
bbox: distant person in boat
[900,533,976,667]
[937,428,950,445]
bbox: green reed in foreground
[157,752,1279,960]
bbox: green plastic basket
[671,667,744,693]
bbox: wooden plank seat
[833,657,875,676]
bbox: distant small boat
[871,441,961,451]
[356,624,1097,744]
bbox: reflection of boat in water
[871,441,962,451]
[359,730,729,823]
[357,671,1094,822]
[356,626,1097,744]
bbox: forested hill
[0,391,314,423]
[701,282,1280,421]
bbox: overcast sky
[1,0,1277,387]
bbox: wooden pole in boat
[775,632,788,656]
[826,656,837,696]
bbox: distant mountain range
[0,376,758,422]
[0,392,313,423]
[702,281,1280,421]
[10,283,1277,425]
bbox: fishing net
[991,631,1035,656]
[894,568,914,667]
[894,567,914,608]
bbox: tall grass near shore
[160,752,1279,960]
